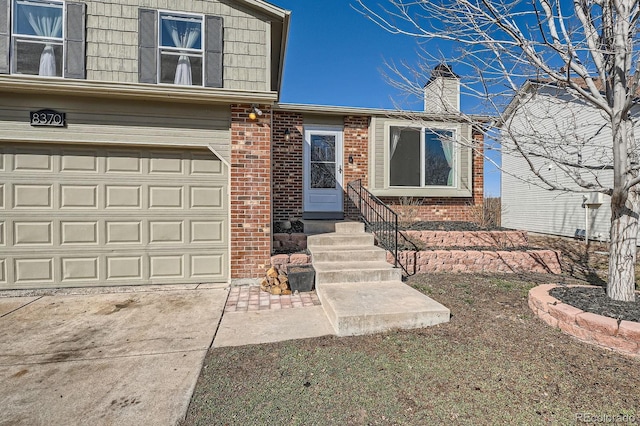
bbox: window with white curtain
[11,0,64,77]
[389,126,457,187]
[159,12,203,86]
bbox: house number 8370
[30,110,66,127]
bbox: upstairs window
[12,0,63,77]
[159,12,202,86]
[0,0,85,78]
[138,9,223,88]
[389,126,457,188]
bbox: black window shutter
[204,15,223,88]
[64,2,86,79]
[138,9,157,84]
[0,0,9,74]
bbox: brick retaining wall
[529,284,639,357]
[273,230,529,253]
[389,249,562,274]
[270,248,561,275]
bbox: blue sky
[268,0,501,197]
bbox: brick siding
[272,111,304,222]
[230,104,272,279]
[271,111,486,226]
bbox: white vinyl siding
[500,85,628,242]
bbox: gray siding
[0,93,231,163]
[370,116,472,197]
[501,86,624,241]
[83,0,270,91]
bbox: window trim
[10,0,66,77]
[157,10,204,86]
[385,121,460,190]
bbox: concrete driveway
[0,285,227,426]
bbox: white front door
[303,127,344,214]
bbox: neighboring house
[0,0,484,291]
[501,79,626,242]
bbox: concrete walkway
[0,285,227,426]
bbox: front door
[303,127,344,217]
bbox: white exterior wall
[500,85,640,242]
[423,77,460,113]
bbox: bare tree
[355,0,639,301]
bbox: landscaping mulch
[399,220,506,232]
[550,286,640,322]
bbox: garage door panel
[149,221,184,243]
[105,185,142,208]
[62,257,100,282]
[191,254,224,279]
[150,255,184,279]
[190,221,224,243]
[149,186,184,208]
[190,186,223,208]
[60,185,99,209]
[13,221,53,246]
[105,151,143,173]
[106,221,143,244]
[13,184,53,209]
[14,150,54,172]
[1,144,229,289]
[0,259,5,283]
[61,221,99,245]
[14,258,54,283]
[107,256,143,280]
[149,155,184,174]
[191,154,223,175]
[61,149,99,172]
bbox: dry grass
[182,272,639,425]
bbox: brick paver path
[225,285,321,312]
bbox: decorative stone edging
[270,253,312,272]
[529,284,640,357]
[402,230,528,248]
[390,249,562,274]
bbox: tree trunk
[608,118,638,302]
[608,193,638,302]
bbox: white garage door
[0,143,229,289]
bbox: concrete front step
[301,220,340,235]
[334,221,364,234]
[310,246,388,263]
[307,232,374,248]
[313,261,402,284]
[317,280,450,337]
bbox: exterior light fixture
[249,104,262,120]
[284,128,290,142]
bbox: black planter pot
[287,264,315,292]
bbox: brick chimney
[423,64,460,113]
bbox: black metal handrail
[346,179,417,276]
